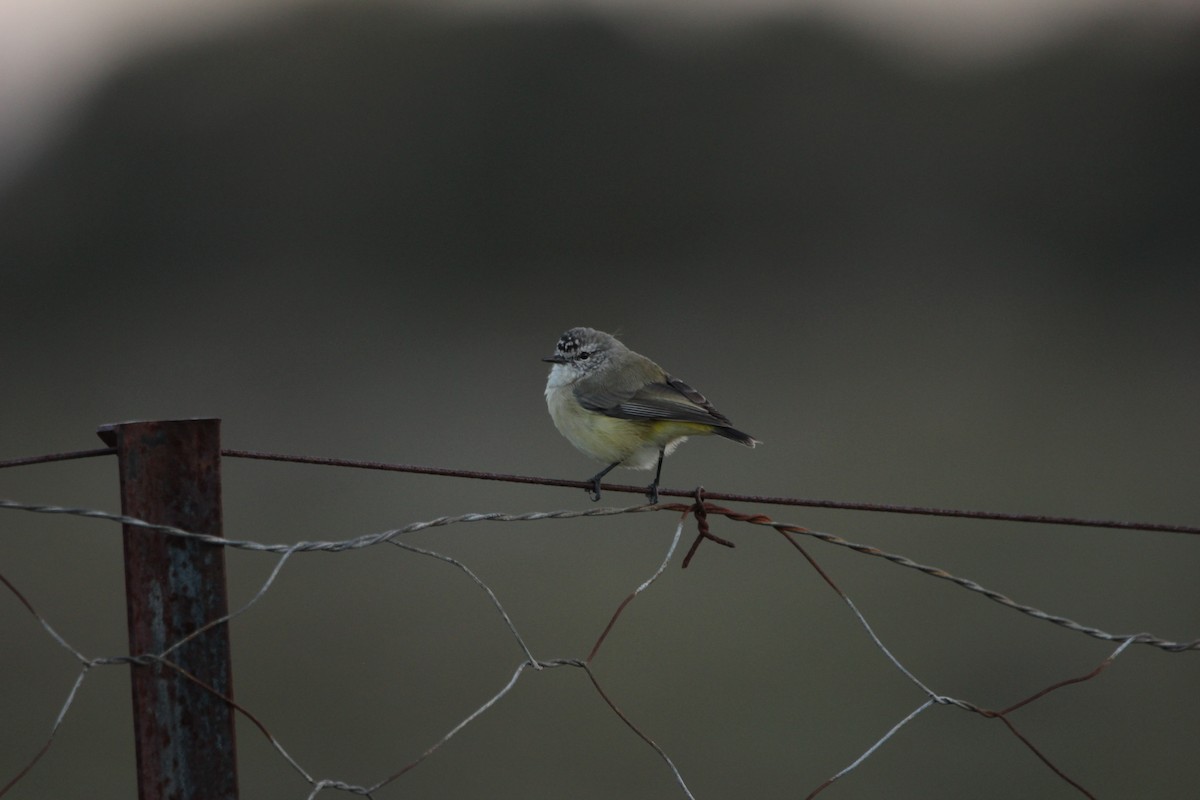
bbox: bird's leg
[645,446,666,504]
[587,462,620,502]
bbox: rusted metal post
[97,419,239,800]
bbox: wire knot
[682,487,736,568]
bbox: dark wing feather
[578,376,732,426]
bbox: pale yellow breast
[545,385,709,470]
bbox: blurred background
[2,0,1198,798]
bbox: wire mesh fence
[2,419,1197,799]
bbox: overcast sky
[2,0,1197,191]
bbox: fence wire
[2,486,1196,799]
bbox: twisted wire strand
[0,497,654,552]
[665,501,1200,652]
[3,497,1196,652]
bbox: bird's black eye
[578,351,590,359]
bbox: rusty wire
[3,446,1196,535]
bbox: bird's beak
[542,354,568,364]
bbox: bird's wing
[577,377,733,426]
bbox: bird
[542,327,758,503]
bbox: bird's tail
[716,426,760,447]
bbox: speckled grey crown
[555,330,584,356]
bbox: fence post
[97,419,239,800]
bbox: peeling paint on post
[98,419,239,800]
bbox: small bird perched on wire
[542,327,759,503]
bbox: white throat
[544,362,578,392]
